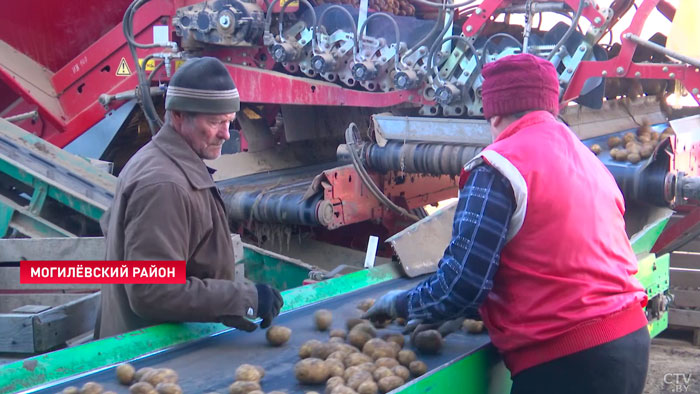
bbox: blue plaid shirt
[396,164,515,323]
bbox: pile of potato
[590,121,675,164]
[314,0,416,17]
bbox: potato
[129,382,156,394]
[357,380,378,394]
[135,367,155,382]
[623,132,636,143]
[326,376,346,393]
[346,318,369,331]
[348,330,373,350]
[315,309,333,331]
[357,362,376,374]
[641,144,654,159]
[377,376,405,393]
[637,120,652,136]
[329,337,346,344]
[397,350,416,367]
[327,350,347,363]
[607,136,622,148]
[409,360,428,376]
[228,381,261,394]
[589,144,602,155]
[295,358,330,384]
[62,387,80,394]
[347,370,373,390]
[612,149,628,162]
[352,323,376,337]
[300,339,324,358]
[247,391,264,394]
[371,346,397,361]
[80,382,103,394]
[330,329,347,339]
[326,359,345,377]
[117,363,136,385]
[625,141,640,153]
[373,366,393,381]
[104,392,118,394]
[462,319,485,334]
[266,325,292,346]
[382,334,404,349]
[331,386,358,394]
[650,131,660,142]
[391,365,410,381]
[236,364,264,382]
[412,330,443,354]
[345,352,372,367]
[374,357,399,369]
[343,366,363,381]
[357,298,375,312]
[155,382,183,394]
[362,339,387,357]
[628,152,641,164]
[638,134,651,143]
[143,368,178,386]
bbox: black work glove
[255,283,283,329]
[404,317,465,344]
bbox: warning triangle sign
[116,58,131,76]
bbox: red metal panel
[0,1,132,72]
[226,65,429,107]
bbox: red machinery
[2,0,700,254]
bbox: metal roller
[222,189,332,227]
[337,140,484,176]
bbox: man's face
[179,113,235,160]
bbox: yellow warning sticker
[280,0,299,6]
[138,58,185,73]
[116,58,132,76]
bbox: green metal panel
[0,203,12,237]
[397,345,511,394]
[241,248,312,291]
[0,263,401,394]
[635,253,670,338]
[630,217,670,255]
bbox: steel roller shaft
[337,140,484,176]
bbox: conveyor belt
[29,277,490,394]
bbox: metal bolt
[635,71,641,78]
[566,69,573,74]
[242,62,248,66]
[463,71,469,76]
[408,95,414,101]
[466,25,473,32]
[475,8,483,15]
[579,46,586,52]
[602,70,608,76]
[616,66,624,75]
[663,66,669,73]
[419,48,427,55]
[693,88,699,95]
[219,15,231,28]
[670,73,676,79]
[226,57,232,62]
[594,17,602,24]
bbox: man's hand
[255,283,283,328]
[362,290,406,321]
[404,317,465,343]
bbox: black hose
[547,0,584,61]
[426,10,454,71]
[123,0,163,135]
[429,35,481,82]
[481,33,523,60]
[401,7,447,66]
[280,0,317,42]
[313,5,358,55]
[357,13,401,67]
[411,0,477,9]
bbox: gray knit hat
[165,57,240,114]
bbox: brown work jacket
[96,123,258,338]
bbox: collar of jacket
[152,123,216,190]
[494,110,556,143]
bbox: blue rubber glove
[362,290,408,322]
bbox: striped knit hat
[165,57,240,114]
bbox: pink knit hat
[481,53,560,119]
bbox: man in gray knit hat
[96,57,283,338]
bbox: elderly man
[96,57,282,338]
[365,54,650,394]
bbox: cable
[481,33,522,60]
[411,0,477,9]
[429,35,481,83]
[547,0,584,61]
[123,0,163,135]
[280,0,317,43]
[401,5,447,68]
[426,10,454,70]
[357,12,401,68]
[313,5,357,56]
[345,124,420,222]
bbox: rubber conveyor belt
[30,277,490,393]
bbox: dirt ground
[645,329,700,394]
